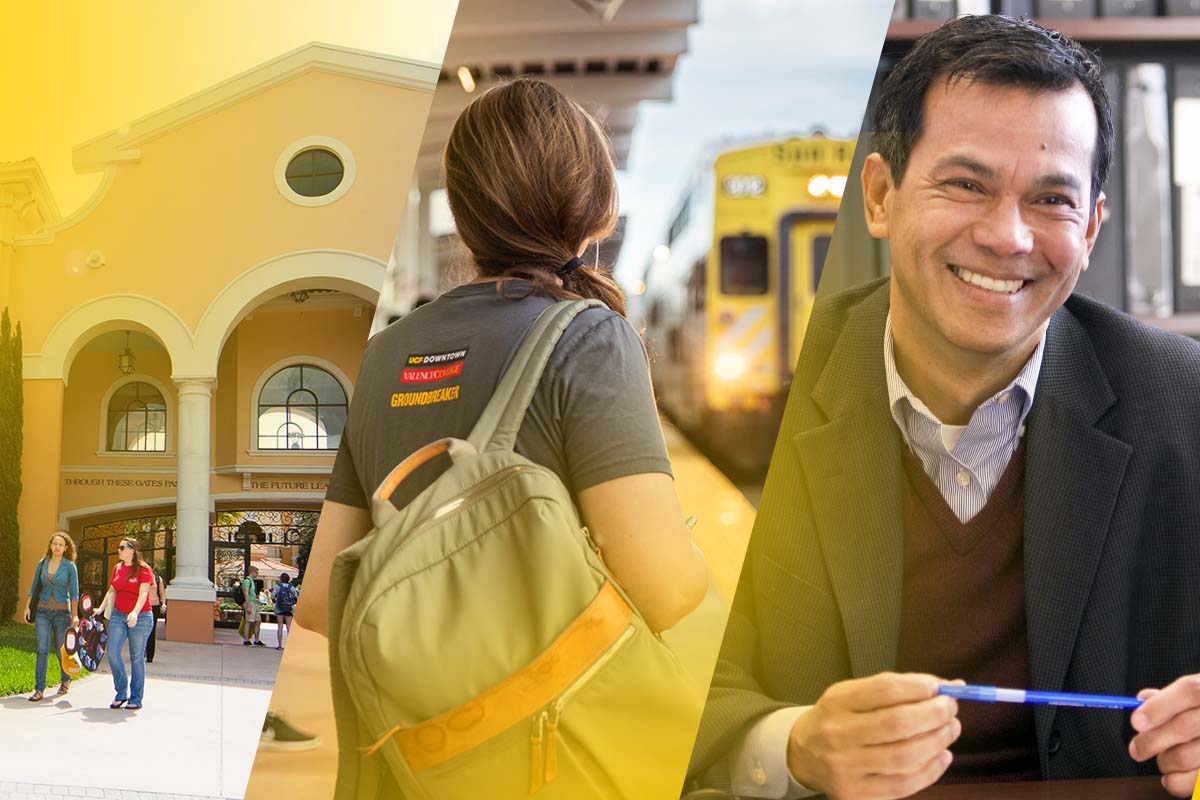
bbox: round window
[284,148,345,198]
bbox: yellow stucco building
[2,43,437,642]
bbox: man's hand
[787,672,961,800]
[1130,674,1200,797]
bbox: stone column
[165,378,216,643]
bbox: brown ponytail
[442,77,627,317]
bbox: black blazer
[690,278,1200,788]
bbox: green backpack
[328,299,704,799]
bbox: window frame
[98,376,173,456]
[274,136,357,208]
[248,357,353,457]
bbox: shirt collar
[883,312,1045,436]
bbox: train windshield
[719,235,769,294]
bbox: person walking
[271,572,298,650]
[94,537,154,709]
[241,566,264,646]
[22,531,80,701]
[144,570,166,663]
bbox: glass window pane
[319,406,347,449]
[287,388,319,408]
[280,422,307,450]
[110,415,128,450]
[112,383,140,405]
[311,149,342,174]
[128,414,148,451]
[258,406,288,449]
[287,407,319,438]
[258,365,346,450]
[285,148,344,198]
[135,382,165,406]
[107,383,169,453]
[312,172,342,196]
[261,367,301,405]
[720,235,769,295]
[284,150,314,180]
[301,367,346,403]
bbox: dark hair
[279,573,291,584]
[45,531,77,562]
[443,77,626,316]
[115,537,147,579]
[874,15,1113,208]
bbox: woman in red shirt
[95,537,154,709]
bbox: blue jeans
[107,611,153,704]
[34,608,72,692]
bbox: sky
[613,0,894,284]
[0,2,458,217]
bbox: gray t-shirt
[326,281,671,511]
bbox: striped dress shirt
[884,314,1045,522]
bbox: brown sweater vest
[894,442,1041,782]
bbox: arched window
[107,382,167,452]
[256,365,347,450]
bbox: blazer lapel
[1023,309,1132,764]
[794,285,905,678]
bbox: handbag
[28,558,45,620]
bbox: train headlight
[829,175,847,199]
[715,352,747,381]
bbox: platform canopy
[415,0,698,190]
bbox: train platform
[0,626,282,800]
[244,419,756,799]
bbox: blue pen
[937,684,1143,710]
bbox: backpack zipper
[528,623,636,793]
[382,464,534,566]
[421,464,532,525]
[580,525,602,560]
[529,709,547,793]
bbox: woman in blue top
[22,531,81,701]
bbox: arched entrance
[210,508,318,628]
[77,511,177,603]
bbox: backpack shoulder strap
[467,299,605,454]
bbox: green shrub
[0,309,22,621]
[0,620,91,697]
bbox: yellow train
[640,135,854,471]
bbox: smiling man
[688,16,1200,800]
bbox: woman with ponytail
[94,537,154,709]
[301,76,708,636]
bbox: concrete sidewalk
[0,625,283,800]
